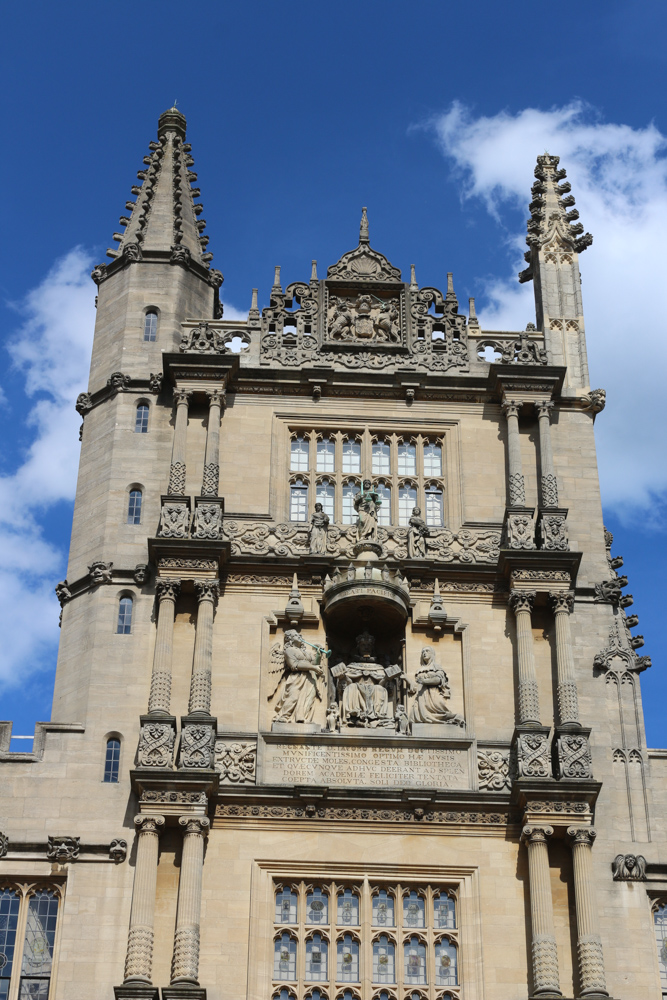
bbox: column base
[114,985,160,1000]
[162,987,206,1000]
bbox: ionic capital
[567,826,597,848]
[509,589,536,615]
[156,580,181,604]
[535,399,555,419]
[501,399,521,420]
[521,824,554,845]
[134,814,165,835]
[194,579,220,606]
[549,590,575,615]
[178,816,210,838]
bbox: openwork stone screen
[272,880,459,1000]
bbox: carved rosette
[137,722,175,768]
[158,499,190,538]
[180,722,215,769]
[516,732,551,778]
[556,733,593,779]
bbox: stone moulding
[214,798,519,828]
[0,835,127,863]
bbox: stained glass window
[306,934,328,981]
[19,891,59,1000]
[433,894,456,929]
[0,890,20,1000]
[372,891,394,927]
[404,938,426,985]
[306,889,328,925]
[372,936,395,983]
[276,890,298,924]
[337,890,359,926]
[336,935,359,982]
[274,933,297,981]
[434,939,457,986]
[403,893,425,928]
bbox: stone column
[147,581,181,715]
[168,389,192,495]
[536,400,558,507]
[567,828,609,998]
[170,816,210,985]
[502,400,526,506]
[509,591,540,725]
[549,591,579,726]
[188,581,219,716]
[123,815,165,984]
[522,825,561,997]
[201,388,225,497]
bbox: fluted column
[201,388,225,497]
[188,581,219,716]
[147,581,181,715]
[550,591,579,726]
[536,400,558,508]
[123,815,165,984]
[509,590,541,725]
[168,389,192,495]
[170,816,210,985]
[522,825,561,997]
[502,399,526,506]
[567,828,609,998]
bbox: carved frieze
[214,739,257,784]
[215,801,517,826]
[140,789,207,805]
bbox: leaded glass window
[372,936,395,983]
[403,893,425,929]
[375,483,391,526]
[337,890,359,927]
[275,933,297,981]
[342,439,361,474]
[104,738,120,783]
[306,935,328,981]
[19,891,59,1000]
[127,489,142,525]
[423,442,442,477]
[116,597,133,635]
[291,437,309,472]
[276,889,298,924]
[0,890,20,1000]
[290,480,308,522]
[404,938,426,985]
[398,485,417,526]
[306,890,329,926]
[317,438,335,473]
[654,903,667,990]
[342,483,358,525]
[424,485,443,527]
[434,939,457,987]
[135,403,149,434]
[336,935,359,982]
[372,440,390,475]
[433,894,455,930]
[397,442,416,476]
[316,480,335,520]
[143,310,158,342]
[372,891,394,927]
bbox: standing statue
[329,297,354,340]
[354,480,382,543]
[269,630,324,724]
[309,502,330,554]
[409,647,464,727]
[375,300,400,343]
[407,506,429,558]
[331,631,411,729]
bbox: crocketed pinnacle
[107,106,212,263]
[519,153,592,283]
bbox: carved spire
[410,265,418,291]
[468,296,479,329]
[104,106,213,267]
[272,266,283,295]
[359,206,369,245]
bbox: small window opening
[135,404,149,433]
[127,489,142,524]
[104,738,120,782]
[117,596,133,634]
[143,311,158,342]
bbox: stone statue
[331,631,410,729]
[409,647,464,727]
[375,300,400,342]
[395,704,411,735]
[309,503,330,554]
[329,297,354,340]
[269,630,324,724]
[612,854,647,881]
[325,702,340,733]
[407,506,429,558]
[354,480,381,543]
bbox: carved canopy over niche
[259,209,470,373]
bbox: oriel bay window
[0,883,63,1000]
[287,429,446,526]
[271,880,459,998]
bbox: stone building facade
[0,106,665,1000]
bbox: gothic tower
[0,109,664,1000]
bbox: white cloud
[428,101,667,516]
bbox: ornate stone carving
[330,631,410,730]
[167,461,187,496]
[509,590,536,615]
[269,631,325,724]
[55,580,72,605]
[539,512,569,550]
[214,739,257,784]
[505,512,535,549]
[180,320,227,353]
[88,561,113,585]
[148,373,163,394]
[327,293,401,343]
[508,473,526,507]
[556,733,593,779]
[513,570,571,583]
[109,838,128,862]
[201,462,220,497]
[215,801,516,826]
[137,722,175,768]
[503,329,548,365]
[594,619,647,673]
[540,473,559,508]
[208,268,224,289]
[179,722,215,769]
[549,591,574,614]
[90,263,107,284]
[477,749,511,790]
[354,480,381,544]
[170,243,192,265]
[47,836,80,862]
[107,371,131,391]
[194,579,219,606]
[515,732,551,778]
[409,647,464,727]
[309,504,330,554]
[158,499,190,538]
[581,388,606,413]
[140,790,207,806]
[133,564,150,586]
[160,558,218,573]
[594,579,623,605]
[122,242,143,262]
[0,832,8,858]
[407,507,429,558]
[192,502,222,539]
[527,800,591,815]
[75,392,93,416]
[567,826,596,847]
[612,853,646,881]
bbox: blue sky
[1,1,665,743]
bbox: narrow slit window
[127,489,142,525]
[143,311,158,342]
[135,404,149,434]
[116,596,133,635]
[104,738,120,783]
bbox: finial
[285,573,304,625]
[446,272,455,297]
[434,578,441,598]
[272,266,282,293]
[410,264,418,291]
[310,260,318,282]
[158,105,187,140]
[248,288,260,323]
[468,297,479,328]
[360,207,369,244]
[251,288,258,309]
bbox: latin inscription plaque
[262,741,469,789]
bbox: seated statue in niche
[354,480,381,543]
[269,630,325,724]
[331,630,412,729]
[407,506,429,558]
[409,646,465,727]
[309,502,330,554]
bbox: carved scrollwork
[477,749,511,790]
[137,722,175,768]
[515,732,551,778]
[215,739,257,784]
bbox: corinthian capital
[207,386,226,407]
[501,399,521,420]
[156,580,181,603]
[567,826,597,848]
[134,814,165,835]
[521,824,554,845]
[535,399,555,419]
[173,388,192,406]
[549,590,574,615]
[194,579,220,605]
[178,816,210,837]
[509,590,536,614]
